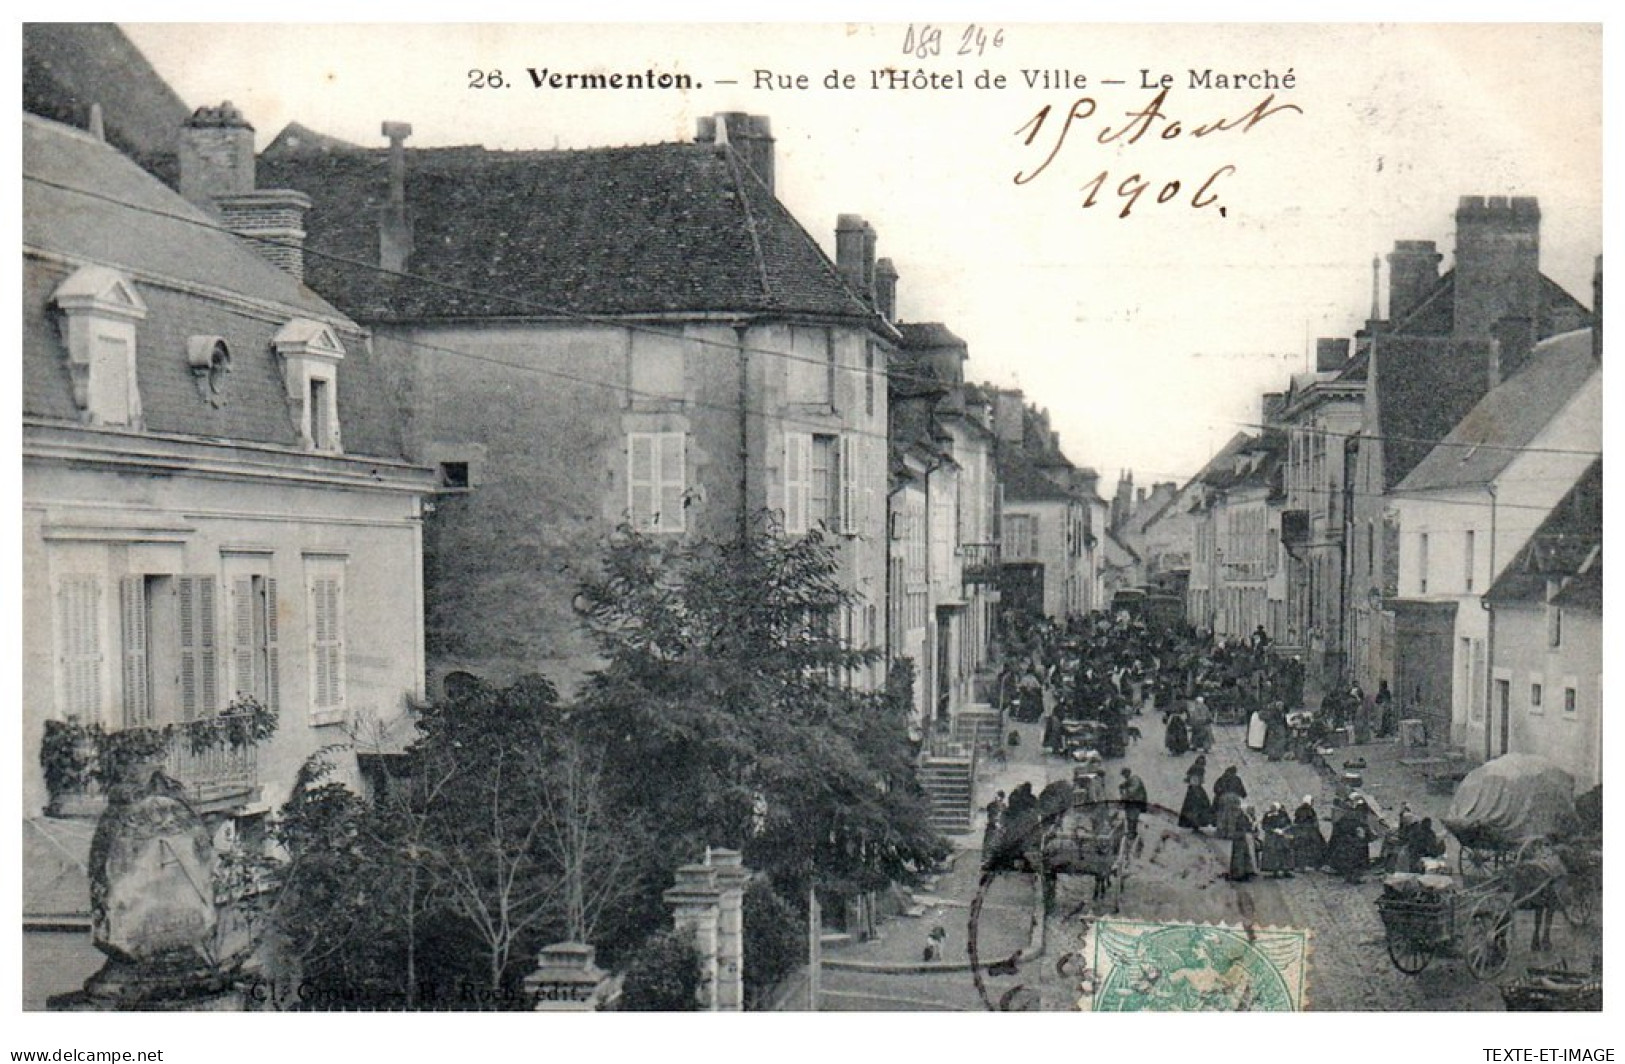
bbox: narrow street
[809,708,1598,1012]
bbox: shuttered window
[230,575,280,713]
[120,576,150,727]
[176,576,219,722]
[308,567,346,721]
[839,435,859,535]
[58,576,103,721]
[628,432,686,533]
[784,432,812,533]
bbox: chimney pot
[875,257,899,321]
[178,101,257,209]
[379,121,415,274]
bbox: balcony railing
[166,729,259,807]
[960,542,1000,584]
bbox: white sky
[118,22,1601,486]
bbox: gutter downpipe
[1482,483,1498,762]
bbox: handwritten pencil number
[958,25,1004,57]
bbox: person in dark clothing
[1006,781,1037,819]
[1179,756,1212,830]
[1327,798,1376,882]
[1164,709,1190,756]
[1291,796,1326,870]
[1375,680,1395,738]
[1119,768,1149,841]
[1262,702,1290,762]
[1213,766,1247,801]
[1259,802,1294,876]
[1228,805,1259,881]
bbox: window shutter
[310,575,344,714]
[658,433,686,532]
[59,577,103,720]
[177,576,219,722]
[628,434,655,530]
[263,577,280,714]
[232,577,255,700]
[840,435,858,534]
[121,577,150,727]
[785,433,810,533]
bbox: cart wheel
[1385,928,1431,974]
[1464,902,1512,981]
[1458,846,1493,879]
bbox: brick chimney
[1261,391,1286,426]
[1489,316,1536,387]
[1452,196,1541,344]
[1315,337,1350,373]
[697,112,775,193]
[992,389,1026,445]
[378,121,414,274]
[1386,239,1443,322]
[874,257,899,321]
[836,214,870,300]
[180,102,312,281]
[215,190,314,281]
[179,102,255,208]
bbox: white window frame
[305,556,348,726]
[55,574,106,724]
[52,265,148,427]
[224,556,280,716]
[784,432,813,534]
[1528,672,1544,716]
[1562,676,1579,717]
[628,432,686,534]
[274,319,347,453]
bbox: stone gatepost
[522,942,610,1011]
[706,848,749,1012]
[663,863,721,1009]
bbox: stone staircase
[918,745,976,836]
[952,704,1004,755]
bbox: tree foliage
[617,928,704,1011]
[574,521,946,938]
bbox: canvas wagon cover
[1443,754,1576,845]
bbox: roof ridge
[716,143,776,306]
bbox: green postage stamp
[1080,920,1310,1011]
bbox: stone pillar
[706,848,749,1012]
[522,942,610,1011]
[663,863,721,1009]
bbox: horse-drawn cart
[1376,872,1515,979]
[1443,754,1578,878]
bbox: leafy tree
[741,877,803,1009]
[618,928,704,1011]
[574,519,946,952]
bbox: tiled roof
[897,322,967,349]
[23,24,189,161]
[258,134,888,328]
[1396,329,1597,494]
[1485,460,1601,607]
[998,456,1076,502]
[23,116,407,460]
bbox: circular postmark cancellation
[968,797,1311,1011]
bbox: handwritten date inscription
[1014,87,1303,219]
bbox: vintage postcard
[14,17,1605,1058]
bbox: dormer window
[273,318,346,452]
[51,266,149,427]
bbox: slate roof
[23,115,408,460]
[258,134,888,328]
[1485,459,1601,608]
[1396,329,1597,494]
[1343,265,1592,490]
[897,321,967,350]
[23,23,189,161]
[999,456,1077,503]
